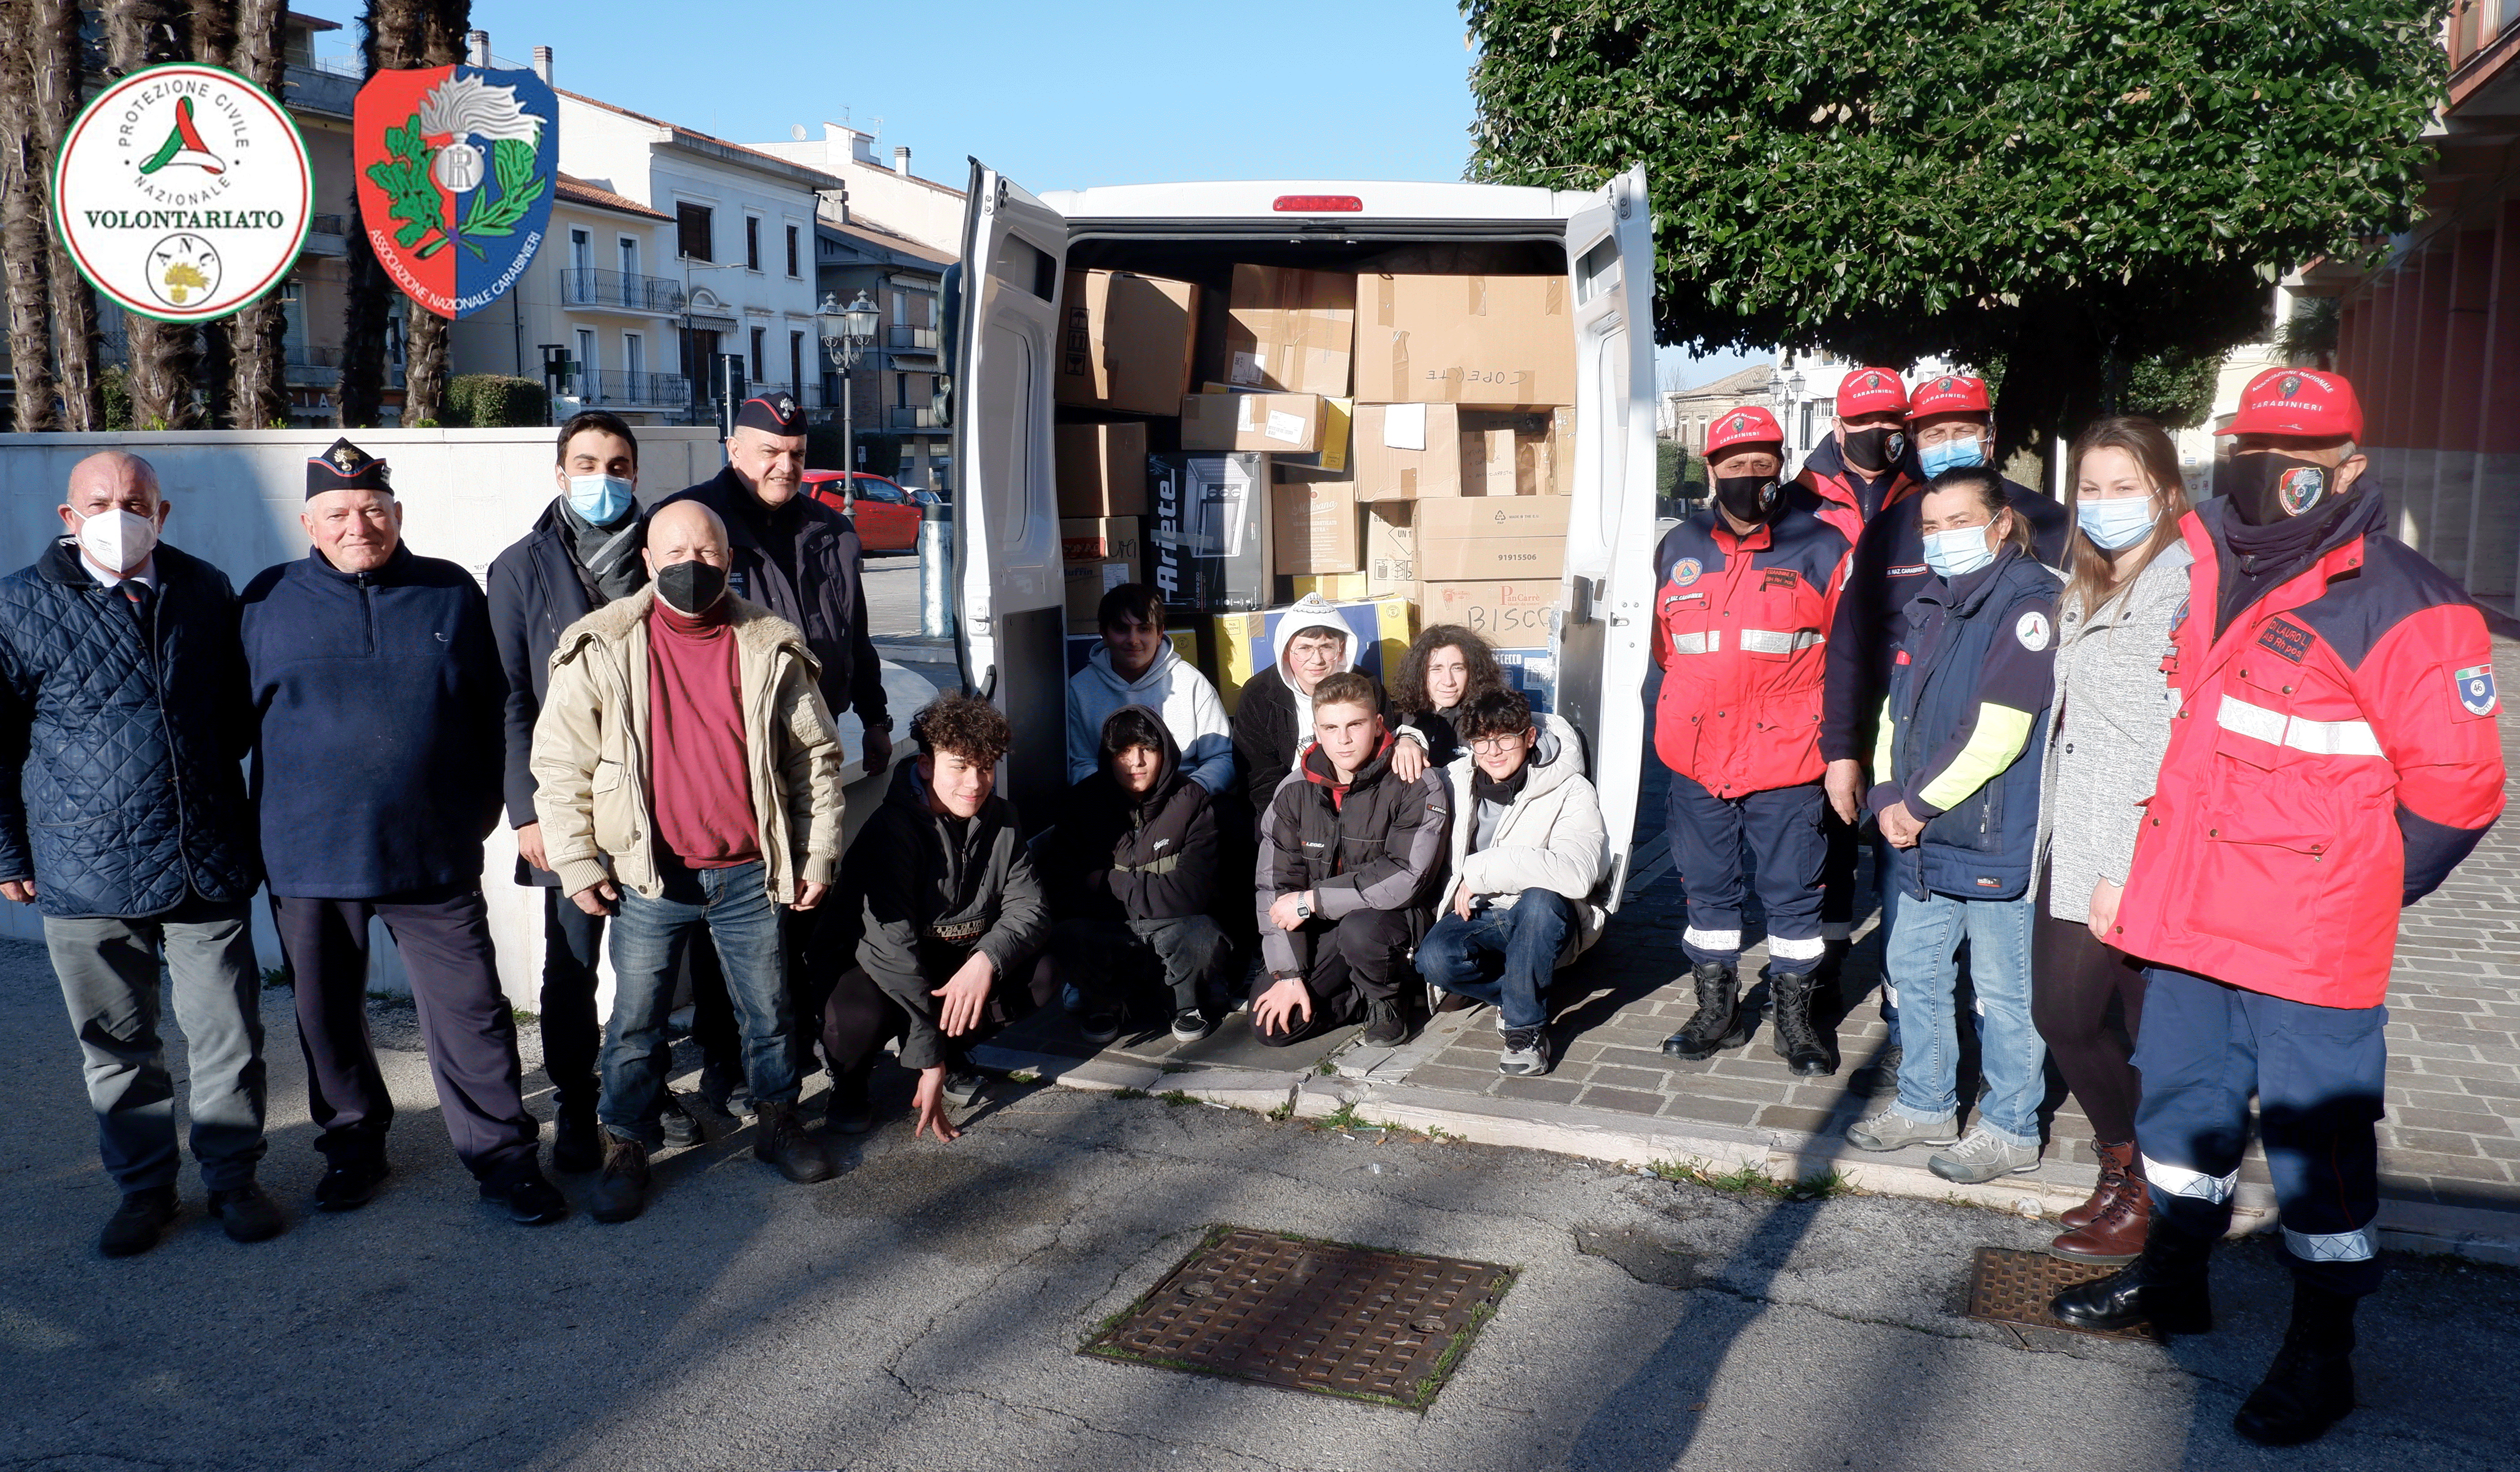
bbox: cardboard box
[1414,496,1573,541]
[1461,426,1524,497]
[1056,269,1200,415]
[1350,402,1464,502]
[1415,580,1561,646]
[1291,573,1369,600]
[1180,391,1323,453]
[1352,273,1576,406]
[1148,452,1271,614]
[1055,422,1149,517]
[1065,558,1136,622]
[1363,502,1415,598]
[1065,628,1199,677]
[1418,537,1565,580]
[1224,265,1356,397]
[1271,481,1360,575]
[1059,516,1142,567]
[1209,597,1416,715]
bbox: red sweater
[647,600,760,868]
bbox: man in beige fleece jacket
[530,500,845,1222]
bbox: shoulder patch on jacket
[2014,611,2051,651]
[2257,616,2313,664]
[2454,663,2498,719]
[1672,558,1702,586]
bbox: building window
[624,331,645,382]
[569,227,591,273]
[785,225,799,277]
[618,236,638,277]
[789,330,804,401]
[575,328,597,396]
[1799,401,1814,446]
[676,203,713,261]
[897,372,909,408]
[750,326,767,385]
[892,291,907,325]
[746,216,761,272]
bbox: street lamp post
[1784,368,1807,462]
[817,289,880,485]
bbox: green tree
[1463,0,2447,463]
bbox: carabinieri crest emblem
[353,65,558,319]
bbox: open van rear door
[948,161,1068,821]
[1555,164,1658,907]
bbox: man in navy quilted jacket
[0,451,280,1257]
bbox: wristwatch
[1292,898,1313,921]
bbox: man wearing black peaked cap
[655,393,890,1108]
[240,439,564,1225]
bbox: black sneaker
[208,1182,286,1243]
[314,1156,390,1213]
[1080,1010,1123,1046]
[659,1092,702,1148]
[1497,1026,1552,1076]
[1170,1008,1215,1043]
[99,1185,178,1258]
[1362,998,1411,1048]
[481,1166,569,1226]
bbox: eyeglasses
[1469,735,1530,754]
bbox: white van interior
[947,165,1659,907]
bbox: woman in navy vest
[1846,466,2060,1184]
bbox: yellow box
[1209,597,1416,715]
[1291,573,1369,600]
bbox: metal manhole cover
[1082,1226,1516,1410]
[1964,1246,2162,1342]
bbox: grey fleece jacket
[2034,540,2192,922]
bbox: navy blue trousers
[1664,775,1828,970]
[2134,967,2387,1297]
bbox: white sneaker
[1929,1126,2042,1182]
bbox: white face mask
[1922,523,1996,580]
[76,507,159,574]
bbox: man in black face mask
[1650,407,1853,1075]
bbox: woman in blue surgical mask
[2026,415,2195,1266]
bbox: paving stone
[1489,1076,1583,1104]
[1406,1065,1499,1093]
[1577,1087,1666,1116]
[1587,1065,1669,1091]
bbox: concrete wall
[0,426,922,1010]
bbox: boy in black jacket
[1253,671,1452,1049]
[1046,706,1232,1046]
[822,695,1049,1141]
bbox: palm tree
[184,1,236,424]
[0,0,60,430]
[338,0,425,427]
[31,0,101,430]
[107,0,204,429]
[395,0,468,427]
[224,0,291,429]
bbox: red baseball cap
[1908,373,1991,419]
[1704,405,1784,455]
[2216,367,2364,441]
[1835,367,1910,418]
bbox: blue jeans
[603,859,796,1147]
[1416,889,1575,1031]
[1882,889,2043,1145]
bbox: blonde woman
[2031,416,2194,1264]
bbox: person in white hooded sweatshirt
[1065,584,1234,793]
[1229,593,1427,825]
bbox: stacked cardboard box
[1057,269,1200,416]
[1271,477,1360,575]
[1181,390,1326,453]
[1352,273,1575,407]
[1414,496,1570,580]
[1224,266,1354,396]
[1148,452,1272,615]
[1056,423,1149,517]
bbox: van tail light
[1272,195,1362,213]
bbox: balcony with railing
[888,323,939,352]
[560,268,688,314]
[889,404,947,430]
[578,369,692,408]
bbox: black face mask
[1842,425,1906,474]
[2220,453,2338,527]
[1713,473,1782,525]
[655,559,728,615]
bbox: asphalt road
[2,938,2515,1472]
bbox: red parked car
[800,471,932,553]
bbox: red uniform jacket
[1788,434,1921,549]
[1652,506,1852,797]
[2115,498,2505,1009]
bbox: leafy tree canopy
[1464,0,2446,455]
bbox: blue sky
[297,0,1761,389]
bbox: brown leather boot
[2050,1151,2151,1264]
[2062,1139,2135,1230]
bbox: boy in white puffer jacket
[1416,688,1609,1077]
[1065,584,1234,794]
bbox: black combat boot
[1662,961,1751,1060]
[2233,1282,2358,1446]
[2049,1219,2215,1336]
[1766,968,1835,1076]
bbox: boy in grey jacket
[1414,690,1609,1076]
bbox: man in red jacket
[2050,368,2506,1448]
[1654,407,1851,1075]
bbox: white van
[946,164,1660,905]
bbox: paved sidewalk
[982,635,2520,1261]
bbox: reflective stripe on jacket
[1650,505,1850,797]
[2113,498,2505,1008]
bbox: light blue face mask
[566,474,635,525]
[1918,433,1987,478]
[2076,494,2158,551]
[1923,523,1996,580]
